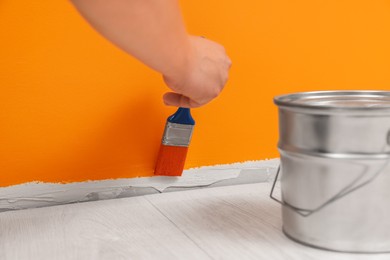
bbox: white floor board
[0,196,210,260]
[0,182,389,260]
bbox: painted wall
[1,1,390,187]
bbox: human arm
[70,0,231,107]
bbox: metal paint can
[272,91,390,253]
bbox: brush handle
[167,107,195,125]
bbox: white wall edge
[0,158,279,211]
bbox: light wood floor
[0,183,388,259]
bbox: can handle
[270,166,312,217]
[270,159,390,217]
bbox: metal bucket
[272,90,390,253]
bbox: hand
[162,36,232,108]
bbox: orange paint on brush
[154,108,195,176]
[155,145,188,176]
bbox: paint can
[272,91,390,253]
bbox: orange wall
[1,1,390,186]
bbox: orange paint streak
[1,1,390,186]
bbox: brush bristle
[154,145,188,176]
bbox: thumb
[163,92,201,108]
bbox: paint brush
[154,107,195,176]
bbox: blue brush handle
[168,107,195,125]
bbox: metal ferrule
[162,122,194,147]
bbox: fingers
[163,92,202,108]
[161,35,232,108]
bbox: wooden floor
[0,182,389,260]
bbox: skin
[70,0,231,108]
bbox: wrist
[163,35,195,91]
